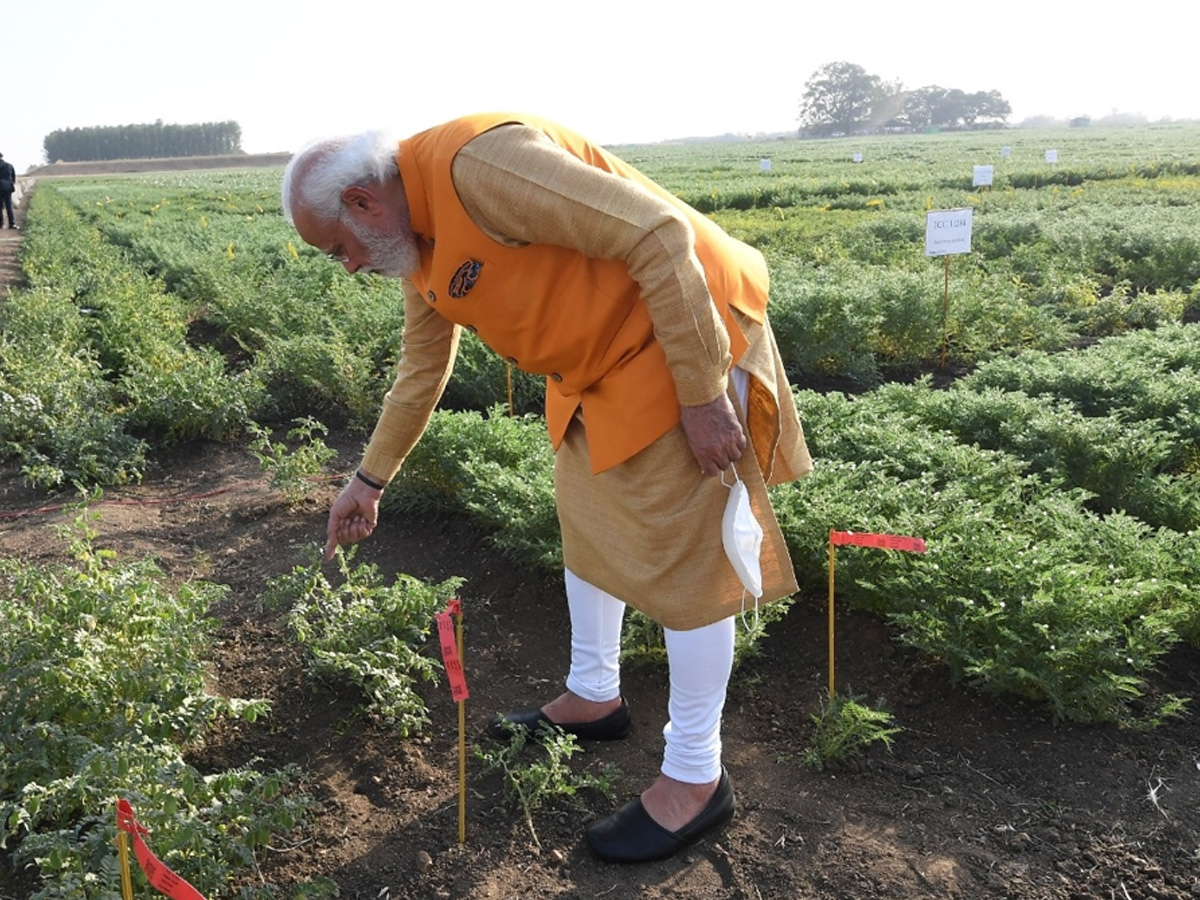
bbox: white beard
[345,216,420,278]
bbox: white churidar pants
[562,369,750,785]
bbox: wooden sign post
[924,208,974,368]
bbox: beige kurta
[360,123,812,630]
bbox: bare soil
[2,187,1199,900]
[23,153,293,178]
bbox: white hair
[281,130,399,225]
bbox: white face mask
[721,465,764,601]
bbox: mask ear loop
[720,463,739,489]
[739,588,760,635]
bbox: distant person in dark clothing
[0,153,17,228]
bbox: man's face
[292,195,419,278]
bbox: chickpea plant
[474,725,615,851]
[261,547,464,736]
[247,416,337,504]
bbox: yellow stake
[456,610,467,845]
[117,831,135,900]
[940,255,951,370]
[827,536,837,700]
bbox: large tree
[798,61,891,135]
[901,85,948,129]
[895,85,1014,130]
[802,63,1013,134]
[969,90,1013,125]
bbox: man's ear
[340,185,380,216]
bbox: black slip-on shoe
[486,698,632,742]
[584,767,735,863]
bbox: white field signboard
[925,208,974,257]
[973,165,994,187]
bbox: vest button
[427,290,437,303]
[550,372,563,383]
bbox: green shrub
[803,693,900,770]
[442,331,546,416]
[475,726,614,850]
[776,386,1197,724]
[0,511,313,900]
[248,416,338,504]
[263,549,463,735]
[0,323,147,487]
[768,261,886,383]
[387,407,562,570]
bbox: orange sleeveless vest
[397,113,769,473]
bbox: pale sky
[6,0,1199,171]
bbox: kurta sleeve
[358,279,461,484]
[450,124,731,408]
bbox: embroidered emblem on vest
[448,260,483,298]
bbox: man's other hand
[679,394,746,478]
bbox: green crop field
[4,122,1200,713]
[2,123,1199,900]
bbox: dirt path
[0,187,24,291]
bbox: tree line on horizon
[42,120,243,164]
[799,61,1012,136]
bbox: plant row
[6,141,1199,489]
